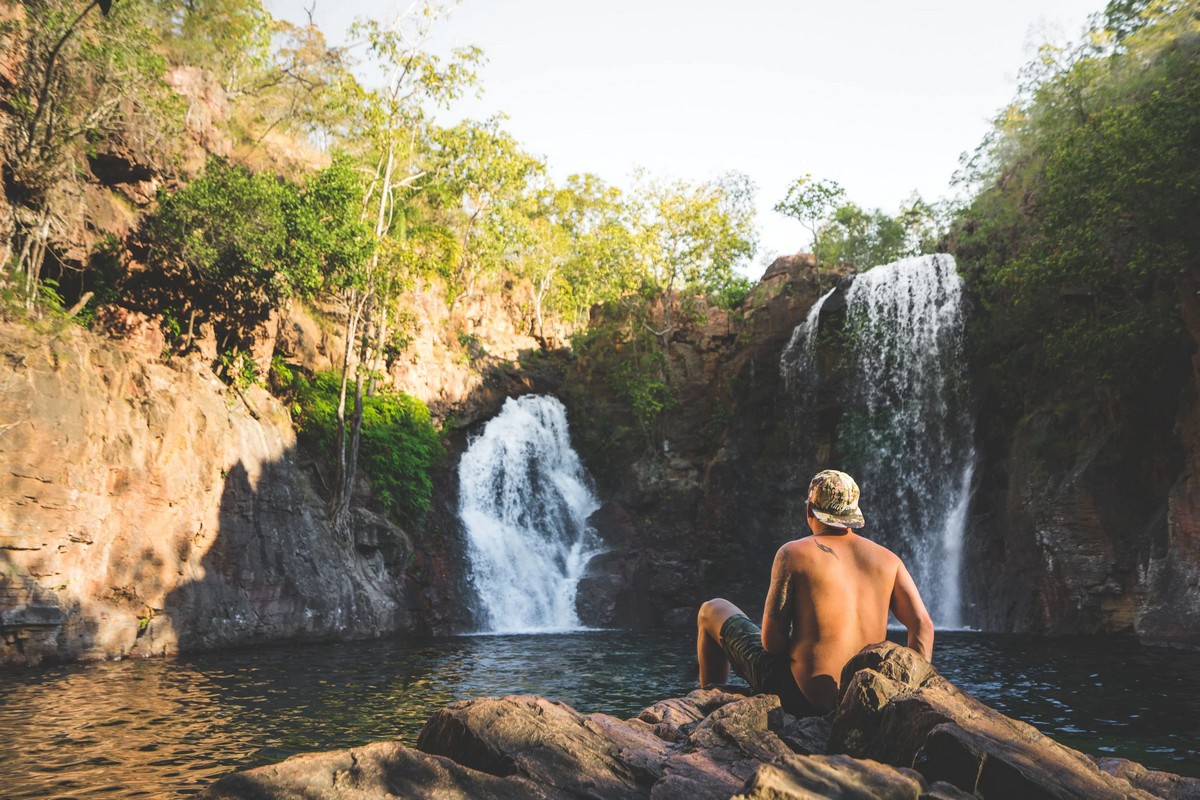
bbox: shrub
[294,371,444,522]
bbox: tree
[140,155,372,371]
[544,173,643,326]
[564,171,757,452]
[952,0,1199,414]
[1,0,172,313]
[773,174,846,286]
[817,203,907,270]
[430,116,546,306]
[633,171,758,348]
[325,1,482,533]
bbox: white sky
[267,0,1102,277]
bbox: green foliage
[294,371,444,522]
[283,154,376,296]
[952,0,1199,413]
[636,171,759,299]
[570,303,677,445]
[708,275,753,309]
[156,0,271,79]
[813,194,950,270]
[430,117,548,301]
[773,175,846,269]
[218,350,261,389]
[2,0,179,314]
[818,204,908,270]
[141,156,372,363]
[145,158,289,296]
[3,0,174,195]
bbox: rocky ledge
[200,642,1199,799]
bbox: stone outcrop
[200,642,1198,800]
[0,321,415,667]
[568,256,857,629]
[1136,271,1200,648]
[962,272,1198,644]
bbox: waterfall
[458,394,604,633]
[780,287,836,397]
[780,255,975,628]
[841,254,975,629]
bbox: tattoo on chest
[817,541,840,560]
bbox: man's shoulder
[782,536,815,554]
[855,534,904,566]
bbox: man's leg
[696,598,746,686]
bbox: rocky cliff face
[960,274,1198,646]
[0,322,415,667]
[565,256,855,629]
[563,255,1200,646]
[1138,273,1200,646]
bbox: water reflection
[1,631,1197,798]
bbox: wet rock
[1138,271,1200,649]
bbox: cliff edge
[0,320,415,667]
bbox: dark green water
[1,630,1197,798]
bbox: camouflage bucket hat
[808,469,866,529]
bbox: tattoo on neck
[817,541,840,560]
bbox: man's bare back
[762,531,931,710]
[697,470,933,715]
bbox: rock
[204,644,1197,799]
[732,755,973,800]
[200,740,560,800]
[417,695,668,797]
[0,321,414,667]
[829,642,1164,799]
[409,687,974,800]
[561,255,860,629]
[1137,271,1200,649]
[1096,757,1200,800]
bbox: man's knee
[698,598,738,631]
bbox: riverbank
[200,642,1200,800]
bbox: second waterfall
[783,254,976,629]
[458,394,604,633]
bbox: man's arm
[761,545,792,653]
[890,560,934,661]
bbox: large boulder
[829,642,1193,799]
[0,322,415,666]
[199,740,559,800]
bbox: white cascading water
[458,394,604,633]
[841,254,975,629]
[780,287,836,397]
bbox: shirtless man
[696,469,934,716]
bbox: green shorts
[719,613,821,717]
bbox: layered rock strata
[0,321,415,666]
[200,642,1198,800]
